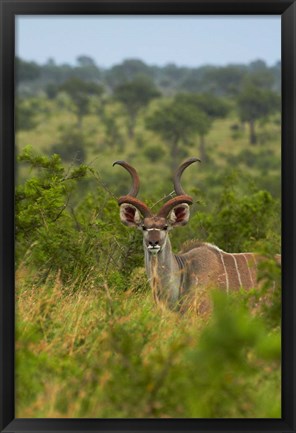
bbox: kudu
[114,158,280,313]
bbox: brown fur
[179,242,270,293]
[179,239,206,254]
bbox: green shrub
[190,174,280,253]
[16,147,138,286]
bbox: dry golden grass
[15,265,209,418]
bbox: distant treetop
[16,56,281,98]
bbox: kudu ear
[167,203,190,227]
[119,203,142,227]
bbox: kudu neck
[144,236,181,308]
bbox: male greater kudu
[114,158,280,312]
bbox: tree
[15,57,40,83]
[200,65,247,96]
[107,59,153,89]
[51,125,88,164]
[146,97,210,169]
[114,77,160,139]
[175,93,230,160]
[246,61,275,90]
[15,98,38,131]
[236,83,280,144]
[75,56,102,82]
[59,78,103,127]
[176,93,229,119]
[45,83,59,100]
[270,61,281,93]
[100,109,125,151]
[76,56,97,68]
[153,63,191,92]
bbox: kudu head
[113,158,200,255]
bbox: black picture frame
[0,1,295,432]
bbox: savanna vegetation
[15,56,281,418]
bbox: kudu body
[114,158,280,312]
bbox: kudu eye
[163,225,168,231]
[142,225,147,231]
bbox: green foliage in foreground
[16,279,281,418]
[15,149,281,418]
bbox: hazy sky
[16,16,281,68]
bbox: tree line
[16,56,281,168]
[17,56,280,97]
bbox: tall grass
[16,262,281,418]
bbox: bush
[190,173,280,253]
[16,147,139,286]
